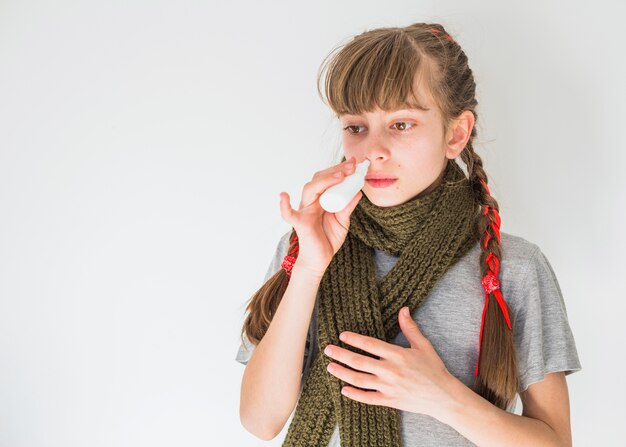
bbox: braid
[427,23,520,409]
[281,231,300,277]
[461,140,520,410]
[429,25,456,44]
[240,228,298,346]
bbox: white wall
[0,0,623,445]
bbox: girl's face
[340,91,472,208]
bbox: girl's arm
[239,264,323,440]
[435,371,572,447]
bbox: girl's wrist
[290,263,326,283]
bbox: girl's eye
[342,122,415,135]
[391,121,414,131]
[343,125,364,135]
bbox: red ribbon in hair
[430,27,455,43]
[474,196,512,377]
[281,233,299,277]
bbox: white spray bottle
[319,159,370,213]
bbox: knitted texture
[282,160,480,447]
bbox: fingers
[314,156,356,179]
[279,192,295,226]
[300,157,357,209]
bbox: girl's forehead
[340,90,436,119]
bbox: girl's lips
[366,179,397,188]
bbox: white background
[1,0,624,446]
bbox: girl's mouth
[366,179,398,188]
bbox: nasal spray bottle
[319,159,370,213]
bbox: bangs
[318,30,435,117]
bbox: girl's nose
[364,145,391,162]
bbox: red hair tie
[281,255,296,277]
[430,27,455,43]
[281,233,299,277]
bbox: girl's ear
[445,110,475,159]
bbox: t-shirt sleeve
[513,246,582,393]
[234,230,312,373]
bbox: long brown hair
[240,22,519,411]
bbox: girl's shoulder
[278,229,292,251]
[261,230,294,282]
[274,229,550,290]
[498,231,543,275]
[462,230,541,274]
[458,231,552,302]
[494,232,566,314]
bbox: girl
[236,22,581,446]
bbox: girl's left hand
[323,306,456,418]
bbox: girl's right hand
[279,156,364,278]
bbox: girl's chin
[362,190,406,208]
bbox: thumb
[398,306,427,349]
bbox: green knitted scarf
[282,159,480,447]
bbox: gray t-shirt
[236,230,582,446]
